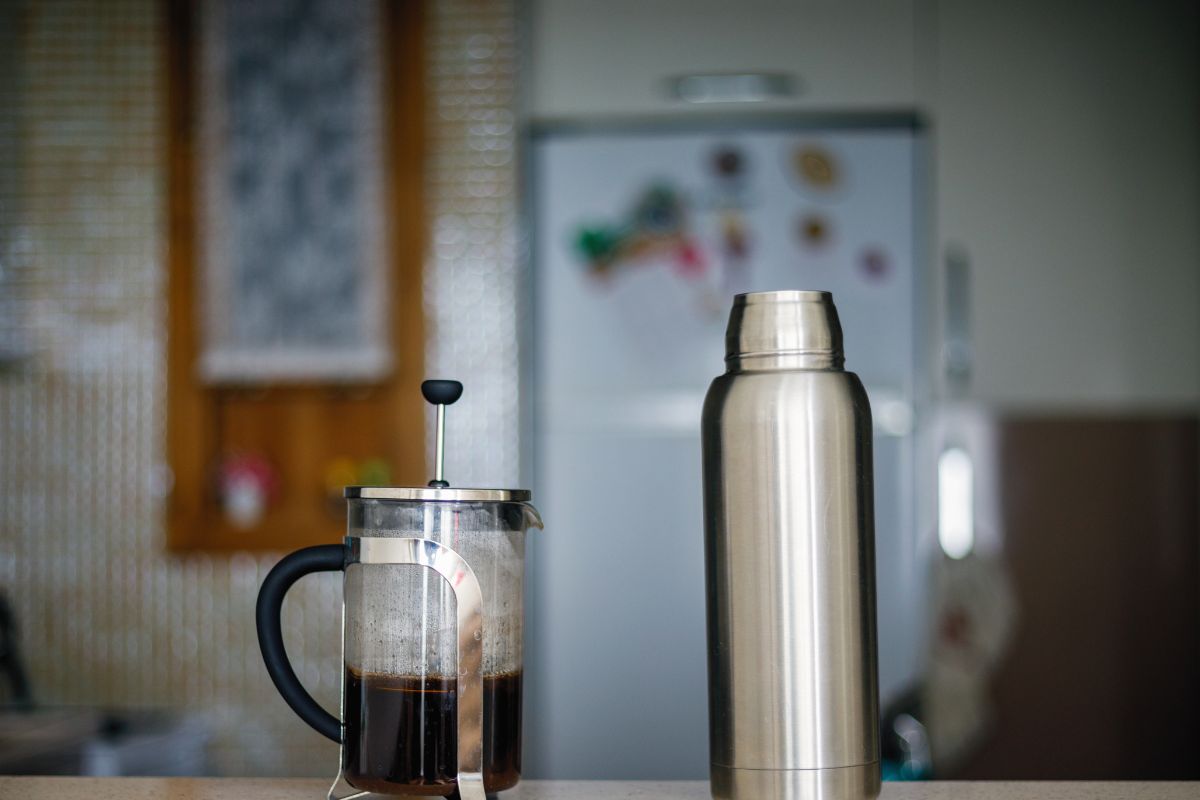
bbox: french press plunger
[256,380,542,800]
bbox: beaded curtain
[0,0,519,776]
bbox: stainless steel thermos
[701,291,880,800]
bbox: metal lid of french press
[343,379,531,503]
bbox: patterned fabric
[198,0,389,381]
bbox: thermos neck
[725,290,845,371]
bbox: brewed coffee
[343,667,522,796]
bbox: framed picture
[194,0,390,383]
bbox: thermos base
[710,762,881,800]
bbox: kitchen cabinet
[529,0,920,118]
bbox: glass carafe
[256,381,542,800]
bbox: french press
[256,380,542,800]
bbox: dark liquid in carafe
[343,668,522,797]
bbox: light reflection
[937,447,974,560]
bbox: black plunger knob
[422,379,463,406]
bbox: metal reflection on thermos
[702,291,880,800]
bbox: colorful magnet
[571,183,705,281]
[858,245,891,282]
[710,145,747,180]
[721,211,750,260]
[794,145,837,189]
[674,241,706,277]
[796,212,832,250]
[633,186,684,233]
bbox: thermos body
[701,291,880,800]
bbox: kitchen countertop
[0,778,1197,799]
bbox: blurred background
[0,0,1196,784]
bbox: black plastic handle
[255,544,346,743]
[421,379,463,406]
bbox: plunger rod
[421,379,463,488]
[434,403,446,483]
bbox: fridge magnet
[194,0,391,383]
[858,245,892,282]
[572,184,706,281]
[795,145,838,188]
[216,453,279,529]
[785,142,849,201]
[796,212,833,251]
[710,144,748,183]
[716,209,751,291]
[720,212,750,260]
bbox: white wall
[936,0,1199,409]
[527,0,1200,410]
[529,0,919,116]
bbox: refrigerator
[526,117,926,778]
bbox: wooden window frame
[163,0,426,552]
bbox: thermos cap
[726,290,844,369]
